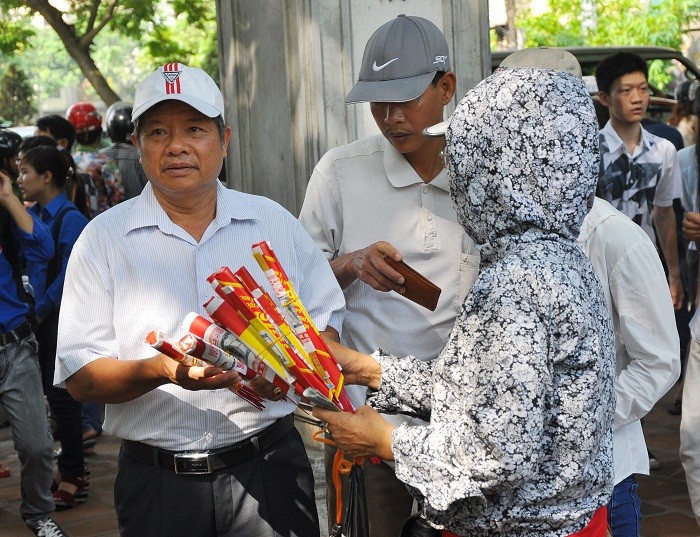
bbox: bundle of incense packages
[147,242,353,413]
[145,330,265,410]
[251,241,354,412]
[207,267,341,411]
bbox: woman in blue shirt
[18,145,89,510]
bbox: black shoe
[667,401,682,415]
[24,515,70,536]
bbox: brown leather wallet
[384,257,442,311]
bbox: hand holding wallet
[384,257,442,311]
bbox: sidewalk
[0,389,697,536]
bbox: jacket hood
[446,67,598,264]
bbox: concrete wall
[216,0,490,215]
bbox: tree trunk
[505,0,517,49]
[25,0,122,105]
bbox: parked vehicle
[491,46,700,121]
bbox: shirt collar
[124,181,259,238]
[381,136,450,192]
[30,192,69,219]
[602,120,652,156]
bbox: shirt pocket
[458,252,480,305]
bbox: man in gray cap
[299,14,480,537]
[55,62,345,537]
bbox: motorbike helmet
[66,102,102,133]
[0,129,23,160]
[106,103,135,144]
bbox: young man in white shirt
[596,52,684,312]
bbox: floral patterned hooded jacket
[368,68,616,536]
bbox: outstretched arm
[65,355,241,404]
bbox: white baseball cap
[499,47,582,78]
[132,62,225,122]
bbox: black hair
[595,52,648,95]
[19,135,59,153]
[20,145,75,190]
[431,71,447,86]
[35,114,77,148]
[20,136,89,216]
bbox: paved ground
[0,389,697,536]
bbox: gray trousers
[0,335,55,522]
[115,424,319,537]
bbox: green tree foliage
[514,0,700,49]
[502,0,700,91]
[0,0,218,106]
[0,7,34,55]
[0,64,38,125]
[139,3,218,80]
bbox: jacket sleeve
[34,211,88,320]
[386,265,614,516]
[389,290,553,511]
[366,351,434,421]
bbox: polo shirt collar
[381,136,450,192]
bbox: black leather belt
[0,321,32,348]
[121,414,294,475]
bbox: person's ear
[40,170,54,187]
[598,91,611,108]
[439,72,457,105]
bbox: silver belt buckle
[173,452,212,474]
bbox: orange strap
[312,429,363,525]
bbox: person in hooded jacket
[314,66,615,537]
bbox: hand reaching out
[312,405,395,460]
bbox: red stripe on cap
[162,62,181,95]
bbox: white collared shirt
[599,121,682,244]
[55,181,345,450]
[299,134,480,420]
[577,197,680,484]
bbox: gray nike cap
[345,14,451,104]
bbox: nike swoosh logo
[372,58,399,71]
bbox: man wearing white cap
[54,63,345,537]
[299,14,480,537]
